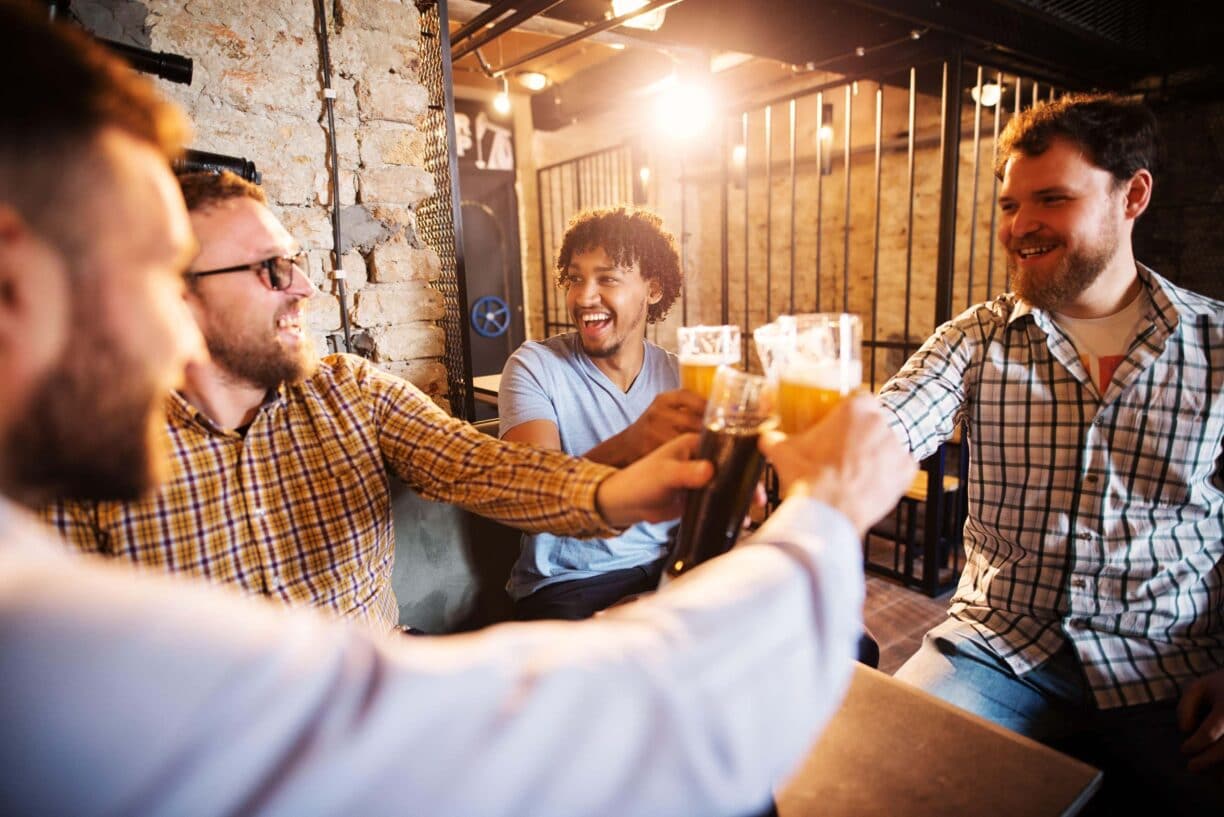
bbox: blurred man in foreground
[0,3,915,815]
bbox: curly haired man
[499,207,706,620]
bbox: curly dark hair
[554,207,683,324]
[994,92,1159,186]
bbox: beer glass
[752,319,796,381]
[664,366,777,579]
[777,313,862,433]
[677,324,741,399]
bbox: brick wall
[73,0,451,407]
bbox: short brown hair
[994,92,1159,185]
[555,207,683,324]
[0,0,189,250]
[177,170,267,213]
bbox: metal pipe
[903,67,917,356]
[934,55,964,327]
[451,0,518,47]
[481,0,686,78]
[841,84,852,314]
[452,0,568,63]
[788,98,796,315]
[966,63,984,309]
[869,83,883,391]
[99,38,193,85]
[764,104,772,325]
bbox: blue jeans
[895,619,1223,816]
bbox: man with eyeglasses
[46,170,702,631]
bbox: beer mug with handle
[663,365,778,582]
[677,324,741,399]
[776,313,862,433]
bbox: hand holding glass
[664,366,777,579]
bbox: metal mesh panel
[415,0,474,420]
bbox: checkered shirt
[44,354,617,631]
[879,265,1224,708]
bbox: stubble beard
[2,320,166,506]
[1009,220,1119,313]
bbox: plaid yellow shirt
[44,354,618,630]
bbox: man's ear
[0,204,72,404]
[647,277,663,305]
[1123,168,1153,220]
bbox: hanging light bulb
[493,77,511,115]
[516,71,549,92]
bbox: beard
[203,313,318,391]
[1,321,167,506]
[1009,220,1119,312]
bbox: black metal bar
[870,82,882,390]
[764,104,773,325]
[841,84,852,313]
[741,110,749,366]
[451,0,567,63]
[450,0,517,47]
[788,98,797,315]
[537,165,551,339]
[680,156,688,326]
[815,92,825,312]
[720,117,730,326]
[903,67,917,356]
[481,0,686,77]
[966,63,984,310]
[985,69,1004,299]
[934,55,962,327]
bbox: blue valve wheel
[471,295,511,338]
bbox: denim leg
[892,618,1093,744]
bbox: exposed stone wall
[72,0,451,407]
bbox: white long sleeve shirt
[0,493,862,817]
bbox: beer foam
[680,352,736,365]
[782,359,863,390]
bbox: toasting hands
[759,393,917,536]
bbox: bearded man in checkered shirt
[880,93,1223,813]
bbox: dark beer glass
[665,366,777,580]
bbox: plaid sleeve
[353,357,619,537]
[877,303,998,460]
[37,500,106,555]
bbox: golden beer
[777,360,862,433]
[679,356,728,400]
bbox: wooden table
[472,374,501,407]
[776,665,1102,817]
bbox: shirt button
[1076,531,1093,540]
[1070,577,1086,588]
[1068,618,1086,629]
[1085,474,1099,484]
[1093,417,1106,427]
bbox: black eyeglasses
[189,251,306,291]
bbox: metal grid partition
[535,144,638,337]
[415,0,475,421]
[671,54,1068,594]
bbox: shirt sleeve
[0,495,862,817]
[497,345,559,436]
[36,500,105,555]
[354,356,618,538]
[876,307,985,461]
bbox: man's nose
[573,278,600,303]
[1009,204,1041,237]
[288,261,318,298]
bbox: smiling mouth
[578,311,612,332]
[1015,244,1057,259]
[276,314,304,334]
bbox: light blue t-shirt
[498,333,680,599]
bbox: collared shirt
[2,493,863,817]
[878,265,1224,708]
[44,354,618,631]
